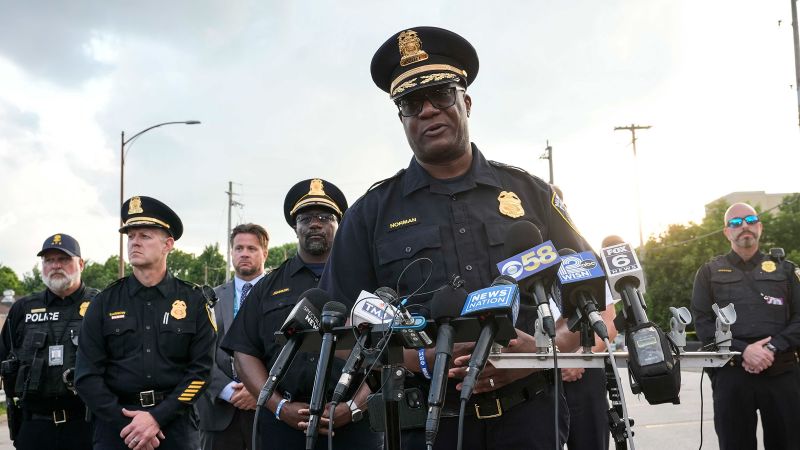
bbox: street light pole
[118,120,201,278]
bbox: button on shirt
[75,272,216,432]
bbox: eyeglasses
[296,213,337,225]
[726,214,759,228]
[395,86,465,117]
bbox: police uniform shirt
[221,254,348,401]
[0,283,97,410]
[318,145,592,391]
[74,272,216,431]
[691,250,800,353]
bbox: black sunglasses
[395,86,465,117]
[726,214,759,228]
[296,213,336,225]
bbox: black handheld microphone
[459,275,520,402]
[553,249,609,340]
[425,284,469,448]
[305,301,348,450]
[502,221,560,337]
[256,288,328,407]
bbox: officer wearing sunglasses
[691,202,800,449]
[320,27,595,450]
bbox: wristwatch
[764,343,778,354]
[347,400,364,423]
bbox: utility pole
[225,181,243,283]
[539,140,554,184]
[614,124,651,249]
[792,0,800,127]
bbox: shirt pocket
[102,317,139,360]
[376,224,446,301]
[484,221,511,279]
[158,321,196,362]
[260,299,296,364]
[709,271,744,304]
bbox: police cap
[37,233,81,258]
[371,26,479,100]
[119,195,184,240]
[283,179,348,226]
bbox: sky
[1,1,799,277]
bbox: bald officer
[76,196,217,450]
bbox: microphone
[376,286,433,348]
[306,301,348,450]
[256,288,328,407]
[425,284,469,448]
[553,249,609,340]
[599,239,649,324]
[330,291,398,404]
[459,275,520,402]
[497,221,561,337]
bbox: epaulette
[176,277,218,306]
[367,168,406,193]
[105,277,126,289]
[85,287,101,298]
[489,160,531,176]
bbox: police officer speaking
[75,196,217,450]
[691,202,800,450]
[0,233,98,450]
[320,27,595,450]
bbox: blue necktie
[235,282,253,317]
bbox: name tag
[48,345,64,366]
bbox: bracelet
[275,398,289,420]
[418,348,431,379]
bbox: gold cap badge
[762,260,777,273]
[170,300,187,320]
[398,30,429,67]
[308,179,325,196]
[52,234,62,245]
[129,196,144,215]
[498,191,524,218]
[79,301,90,317]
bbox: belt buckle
[139,390,156,408]
[52,409,67,424]
[474,399,503,419]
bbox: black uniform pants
[255,407,382,450]
[402,385,569,450]
[15,414,92,450]
[563,368,609,450]
[200,409,255,450]
[93,410,200,450]
[712,364,800,450]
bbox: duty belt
[23,406,84,424]
[442,370,552,419]
[116,390,169,408]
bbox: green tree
[167,244,226,286]
[0,265,22,294]
[20,266,45,295]
[82,256,128,290]
[266,242,297,269]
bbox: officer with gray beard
[0,233,98,450]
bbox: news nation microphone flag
[460,283,520,325]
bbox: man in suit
[196,223,270,450]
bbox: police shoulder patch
[795,267,800,283]
[205,303,217,332]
